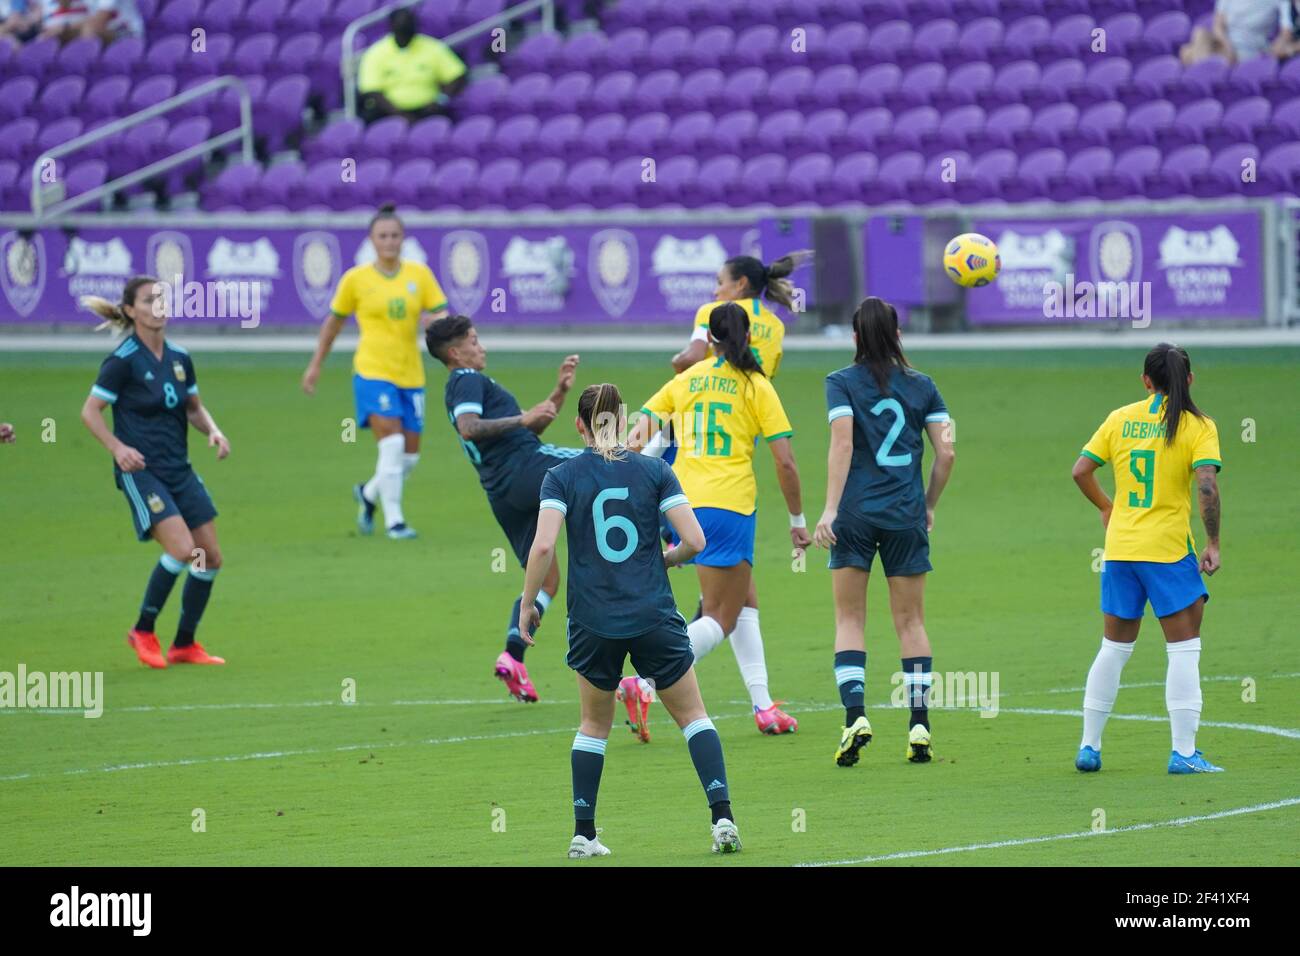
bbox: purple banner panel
[967,211,1264,326]
[0,223,769,328]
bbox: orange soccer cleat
[166,642,226,665]
[126,629,167,669]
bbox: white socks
[1166,637,1203,757]
[374,433,406,529]
[687,615,726,661]
[1081,637,1134,749]
[729,607,773,711]
[402,452,420,478]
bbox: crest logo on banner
[63,236,134,304]
[1157,226,1242,267]
[147,231,194,290]
[0,231,45,318]
[439,230,489,315]
[995,229,1072,274]
[651,234,727,312]
[207,237,279,313]
[354,236,428,266]
[588,229,637,318]
[1090,221,1141,285]
[501,236,574,311]
[293,231,341,315]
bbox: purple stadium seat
[1224,56,1277,99]
[1024,59,1085,109]
[1255,98,1300,152]
[533,113,581,159]
[253,161,306,209]
[634,70,680,112]
[888,63,947,111]
[160,0,201,34]
[1099,13,1144,55]
[1001,16,1051,62]
[966,103,1032,152]
[623,112,671,155]
[232,34,278,77]
[187,34,235,79]
[718,67,769,111]
[877,105,940,155]
[144,36,189,79]
[559,157,608,208]
[774,154,834,205]
[1074,58,1132,107]
[35,117,83,160]
[121,117,167,173]
[768,66,815,110]
[82,77,132,122]
[1213,96,1268,149]
[0,119,37,163]
[284,0,324,33]
[212,76,266,133]
[935,62,995,111]
[1259,143,1300,193]
[802,108,848,153]
[857,64,903,108]
[933,105,986,150]
[301,158,342,208]
[16,37,58,81]
[459,75,509,115]
[314,35,345,112]
[403,116,452,161]
[328,0,377,35]
[1060,100,1125,152]
[779,20,827,66]
[200,0,244,33]
[129,76,179,113]
[593,156,647,208]
[202,161,260,208]
[38,76,85,121]
[733,24,780,68]
[834,108,892,153]
[591,29,641,73]
[1004,147,1066,201]
[161,117,213,193]
[643,155,694,209]
[664,111,716,157]
[260,76,310,152]
[582,114,627,157]
[1015,102,1079,151]
[829,151,878,204]
[446,115,495,161]
[866,21,913,64]
[1190,143,1258,197]
[908,150,970,204]
[685,26,735,72]
[739,153,787,197]
[823,22,870,66]
[361,116,407,157]
[586,71,637,115]
[245,0,289,34]
[755,109,804,154]
[1111,99,1176,153]
[346,158,392,208]
[55,37,101,77]
[1139,10,1192,58]
[912,19,960,63]
[388,159,436,206]
[1261,56,1300,105]
[677,69,725,112]
[305,118,363,164]
[957,17,1004,61]
[502,73,553,116]
[953,148,1016,202]
[646,27,693,71]
[509,158,563,207]
[0,160,23,210]
[510,32,565,75]
[63,160,108,202]
[272,34,324,83]
[813,65,861,111]
[710,110,758,153]
[489,115,540,160]
[1124,56,1181,107]
[1161,98,1225,151]
[864,151,923,203]
[1047,146,1114,201]
[1142,144,1210,198]
[540,72,593,115]
[1042,15,1095,60]
[992,60,1042,105]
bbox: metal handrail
[30,75,255,220]
[343,0,556,119]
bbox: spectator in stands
[1272,1,1300,59]
[39,0,141,44]
[357,7,467,122]
[1181,0,1279,65]
[0,1,42,47]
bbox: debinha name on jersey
[1121,420,1168,439]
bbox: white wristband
[789,512,806,529]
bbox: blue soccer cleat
[354,483,375,535]
[1168,750,1224,774]
[386,522,418,540]
[1075,745,1101,772]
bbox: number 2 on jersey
[870,398,912,467]
[592,487,638,563]
[1129,449,1154,508]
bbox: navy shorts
[828,514,931,576]
[566,611,694,692]
[353,374,425,433]
[490,447,582,566]
[1101,552,1208,619]
[117,468,217,542]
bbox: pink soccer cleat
[494,651,539,703]
[616,676,652,743]
[754,701,798,735]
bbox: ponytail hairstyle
[708,302,764,391]
[577,382,627,463]
[723,250,812,312]
[851,296,911,394]
[369,201,403,233]
[82,275,160,334]
[1143,342,1203,445]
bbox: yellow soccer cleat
[834,715,873,767]
[907,724,933,763]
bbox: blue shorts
[672,507,755,567]
[353,374,425,433]
[1101,553,1208,619]
[828,514,932,576]
[566,611,694,692]
[117,468,217,542]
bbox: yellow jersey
[330,261,446,389]
[692,298,785,379]
[1081,394,1222,562]
[357,34,467,111]
[642,356,793,515]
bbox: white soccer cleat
[567,833,611,859]
[711,819,742,854]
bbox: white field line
[797,796,1300,867]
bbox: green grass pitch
[1,345,1297,866]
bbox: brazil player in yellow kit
[1072,344,1224,774]
[630,303,810,736]
[302,204,448,539]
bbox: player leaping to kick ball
[426,315,580,703]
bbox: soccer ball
[943,233,1001,288]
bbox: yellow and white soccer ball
[943,232,1001,288]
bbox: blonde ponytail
[83,275,160,333]
[578,383,627,463]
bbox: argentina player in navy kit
[426,315,581,703]
[813,298,956,769]
[79,277,231,669]
[518,384,740,858]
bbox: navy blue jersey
[539,448,688,638]
[91,334,198,485]
[444,367,541,499]
[825,364,948,530]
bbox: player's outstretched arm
[80,394,145,472]
[663,503,706,567]
[923,419,956,532]
[302,313,346,395]
[520,508,564,643]
[768,436,810,551]
[1071,454,1112,529]
[814,417,853,548]
[546,354,580,413]
[1196,464,1221,575]
[671,339,708,373]
[186,395,230,460]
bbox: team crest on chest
[173,361,186,381]
[147,493,165,514]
